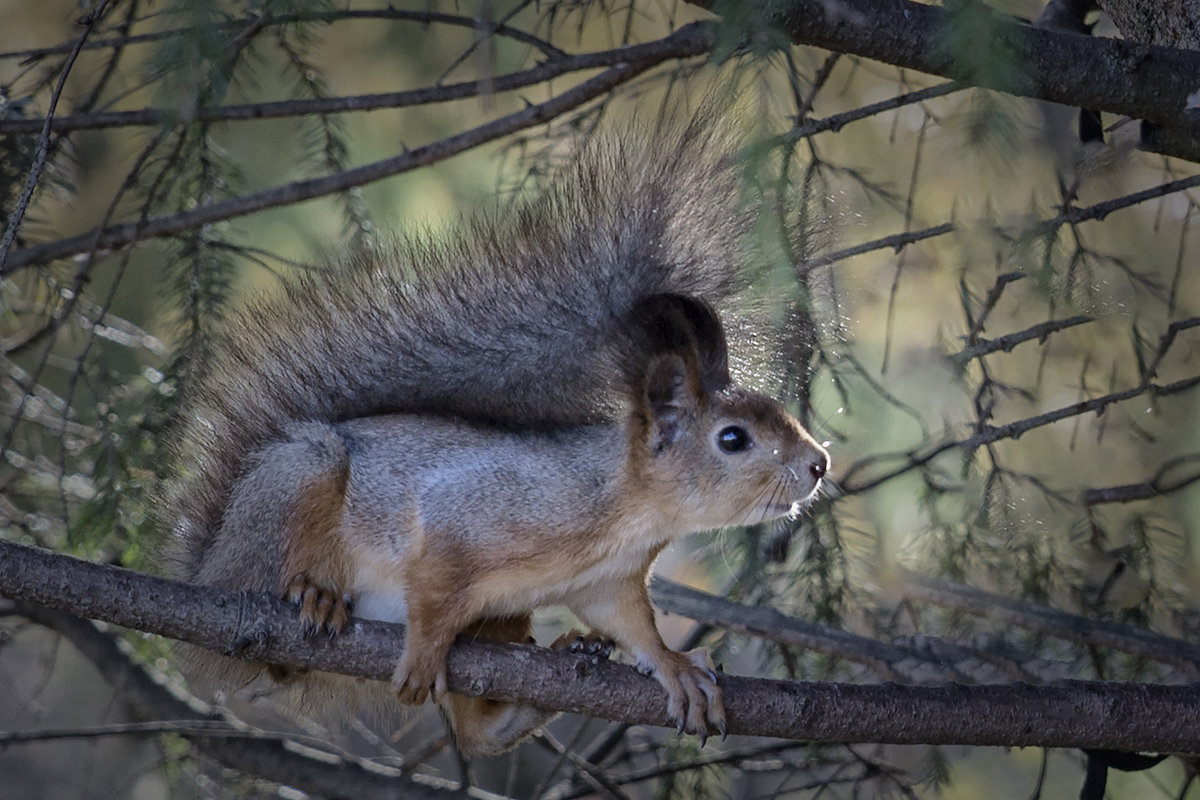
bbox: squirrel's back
[162,114,773,581]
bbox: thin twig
[1029,175,1200,236]
[0,0,114,271]
[0,7,566,63]
[0,35,697,135]
[1082,455,1200,506]
[797,223,956,274]
[964,271,1026,343]
[840,341,1200,494]
[0,22,713,275]
[952,315,1095,364]
[775,82,966,148]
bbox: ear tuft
[628,293,731,394]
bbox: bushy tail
[162,113,772,580]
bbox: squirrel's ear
[630,293,731,394]
[643,353,692,454]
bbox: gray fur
[161,116,763,580]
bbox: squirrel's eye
[716,425,751,453]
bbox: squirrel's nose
[809,450,830,481]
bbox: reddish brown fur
[444,615,535,716]
[280,467,353,636]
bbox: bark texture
[1099,0,1200,49]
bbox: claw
[392,647,449,708]
[642,646,726,744]
[282,573,352,638]
[551,629,616,667]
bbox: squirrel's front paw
[392,649,448,706]
[282,572,353,638]
[638,647,725,744]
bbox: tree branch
[2,538,1199,753]
[0,0,113,269]
[651,577,921,681]
[0,22,713,275]
[951,315,1096,364]
[798,171,1200,281]
[839,314,1200,494]
[0,7,566,63]
[1081,454,1200,506]
[652,575,1197,685]
[13,601,462,799]
[899,570,1200,679]
[0,34,694,135]
[691,0,1200,162]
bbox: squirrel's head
[624,295,830,531]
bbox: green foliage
[655,737,720,800]
[145,0,244,118]
[68,366,171,562]
[940,0,1032,93]
[273,11,374,244]
[708,0,796,62]
[0,99,38,234]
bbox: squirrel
[160,113,830,757]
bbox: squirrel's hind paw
[282,573,352,638]
[551,629,615,659]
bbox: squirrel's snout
[809,448,830,481]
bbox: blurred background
[3,0,1200,797]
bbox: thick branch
[692,0,1200,162]
[2,539,1199,753]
